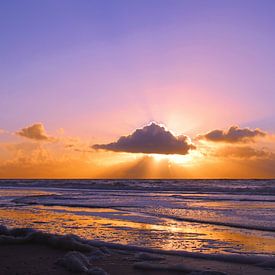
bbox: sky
[0,0,275,178]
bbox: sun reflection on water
[0,205,275,256]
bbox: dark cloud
[16,123,54,141]
[92,122,195,155]
[197,125,266,143]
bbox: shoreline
[0,225,275,274]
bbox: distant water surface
[0,179,275,256]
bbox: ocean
[0,179,274,258]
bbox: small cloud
[92,122,195,155]
[0,128,10,135]
[65,144,74,148]
[16,123,54,142]
[197,125,266,143]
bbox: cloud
[92,122,196,155]
[16,123,54,142]
[197,125,266,143]
[0,140,100,178]
[215,146,275,159]
[0,129,6,135]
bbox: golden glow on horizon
[0,120,275,178]
[152,152,197,166]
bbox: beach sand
[0,242,275,275]
[0,226,274,275]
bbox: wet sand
[0,242,274,275]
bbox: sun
[152,152,198,166]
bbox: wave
[12,196,140,209]
[145,212,275,233]
[170,194,275,202]
[11,197,275,233]
[12,194,275,233]
[1,179,275,195]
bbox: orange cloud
[197,125,266,143]
[16,123,55,142]
[214,146,275,159]
[93,122,195,155]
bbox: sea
[0,179,274,257]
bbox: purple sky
[1,1,275,178]
[1,0,275,140]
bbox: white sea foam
[57,251,90,272]
[57,251,108,274]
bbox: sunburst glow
[152,151,200,166]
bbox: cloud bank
[92,122,195,155]
[197,125,266,143]
[215,146,275,159]
[16,123,54,142]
